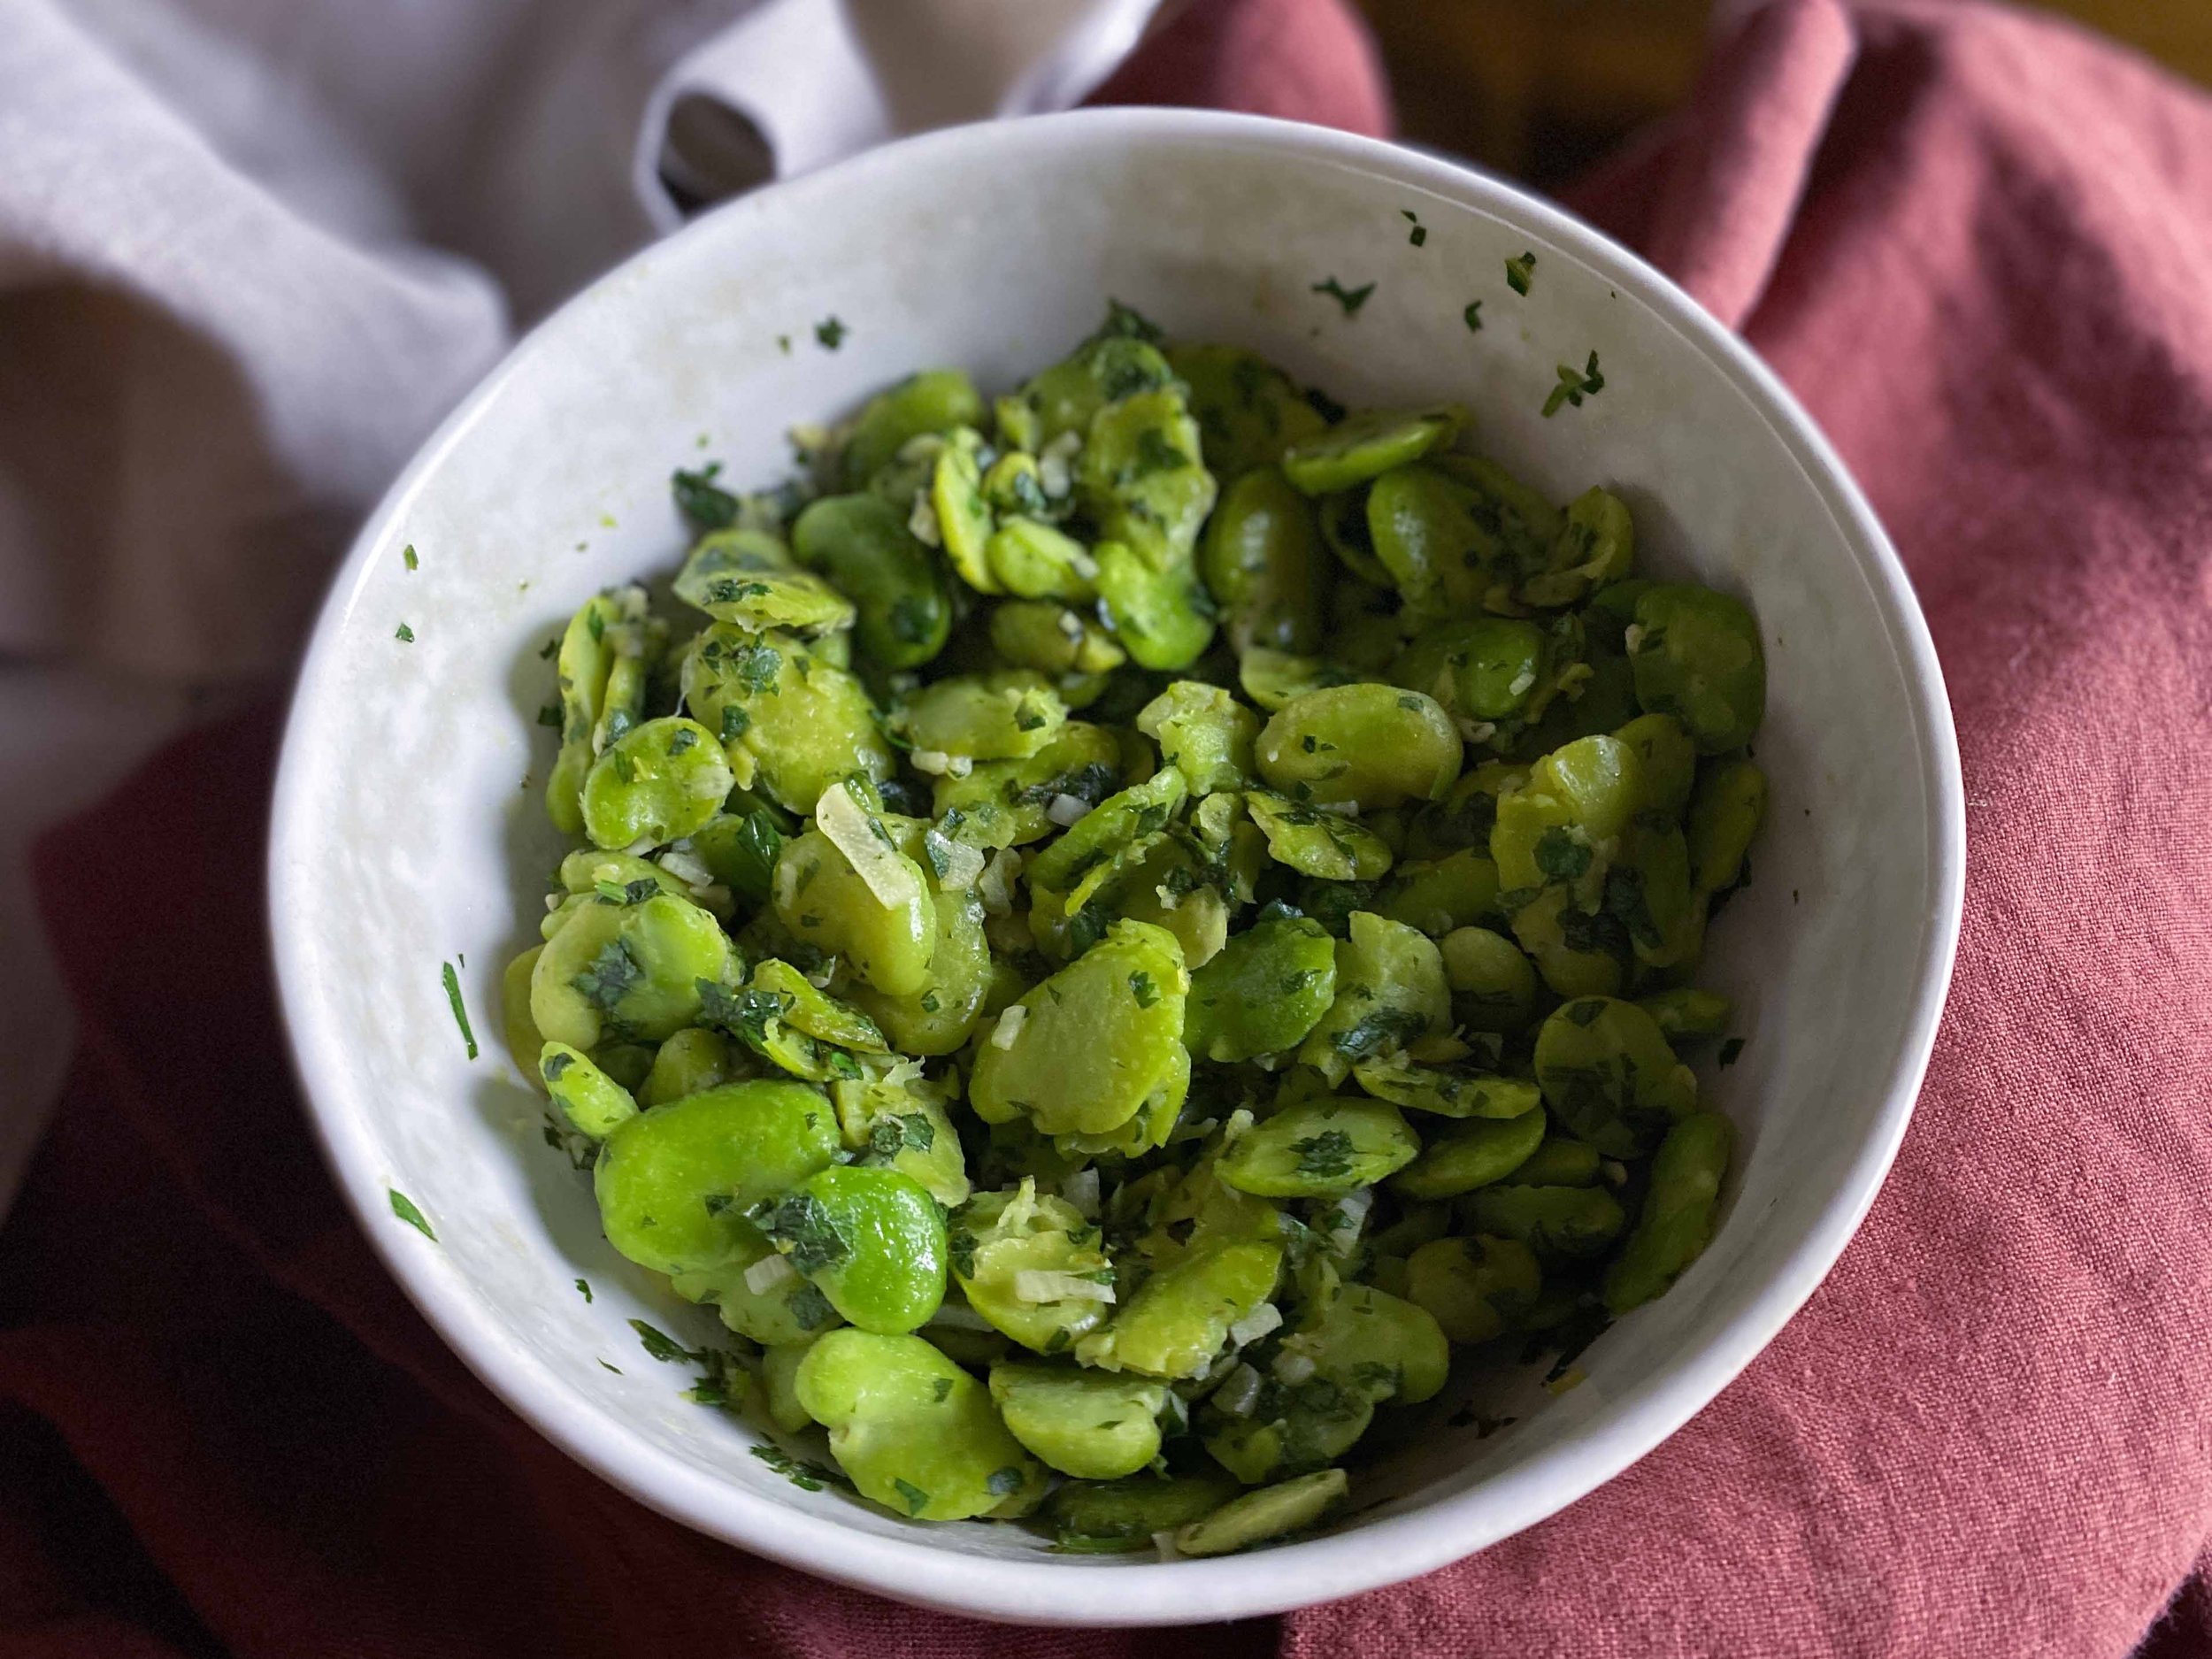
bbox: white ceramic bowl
[270,109,1964,1625]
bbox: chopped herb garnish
[752,1191,850,1276]
[388,1188,435,1240]
[1463,299,1483,332]
[1292,1129,1356,1181]
[891,1478,931,1516]
[1506,251,1537,295]
[1402,209,1427,247]
[1311,276,1376,317]
[1718,1037,1747,1067]
[815,316,848,349]
[987,1466,1025,1497]
[1534,826,1593,883]
[1128,970,1159,1010]
[402,543,419,572]
[1542,352,1606,418]
[1093,299,1164,343]
[672,462,739,530]
[631,1319,695,1364]
[537,702,565,729]
[570,937,644,1012]
[441,960,479,1059]
[598,1359,622,1374]
[395,623,415,642]
[932,1376,955,1402]
[573,1277,593,1302]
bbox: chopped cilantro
[395,622,415,642]
[1128,970,1159,1010]
[932,1376,955,1402]
[573,1277,593,1302]
[1543,352,1606,418]
[1128,427,1188,480]
[1506,251,1537,295]
[541,1049,574,1084]
[752,1191,850,1276]
[789,1283,836,1331]
[1564,998,1607,1028]
[1329,1006,1428,1060]
[732,642,782,695]
[631,1319,695,1364]
[441,960,479,1059]
[1463,299,1484,332]
[1093,299,1164,343]
[672,462,739,530]
[1718,1037,1747,1068]
[1292,1129,1356,1181]
[987,1466,1025,1497]
[537,702,564,729]
[598,1359,622,1374]
[1402,210,1428,247]
[815,315,848,349]
[888,594,936,645]
[402,543,419,572]
[720,703,750,741]
[570,938,644,1012]
[388,1188,435,1240]
[1310,276,1376,317]
[1534,826,1592,882]
[667,726,700,757]
[891,1477,931,1515]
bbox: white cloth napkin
[0,0,1159,1211]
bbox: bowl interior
[272,111,1961,1625]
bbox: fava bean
[532,889,738,1048]
[1217,1098,1420,1199]
[753,1164,947,1333]
[1183,910,1337,1062]
[1244,789,1395,883]
[581,717,733,850]
[1256,683,1462,810]
[1167,342,1329,479]
[794,1329,1040,1519]
[1079,388,1218,571]
[952,1179,1117,1353]
[1173,1468,1348,1555]
[1200,467,1329,652]
[841,369,985,488]
[1095,541,1217,672]
[680,626,892,812]
[1403,1234,1540,1341]
[1629,585,1765,753]
[792,494,953,670]
[1389,1107,1547,1201]
[1603,1110,1733,1312]
[1462,1183,1627,1259]
[639,1025,743,1106]
[990,1363,1169,1479]
[1048,1471,1241,1550]
[673,527,856,634]
[1281,407,1463,495]
[1296,911,1450,1085]
[1076,1238,1282,1379]
[539,1041,638,1139]
[1533,995,1698,1157]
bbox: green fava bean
[1104,839,1230,971]
[1433,929,1540,1035]
[1293,1280,1451,1405]
[1364,463,1502,620]
[1629,585,1766,753]
[591,1041,656,1091]
[688,808,787,906]
[1079,388,1218,570]
[931,429,999,593]
[931,721,1122,850]
[1603,1110,1733,1313]
[1076,1238,1282,1379]
[1201,1375,1374,1486]
[503,947,546,1082]
[1462,1183,1627,1259]
[1352,1054,1541,1120]
[1503,885,1624,1000]
[581,717,733,851]
[1217,1098,1419,1199]
[1296,911,1450,1085]
[638,1026,742,1107]
[1184,911,1338,1062]
[846,881,990,1056]
[1200,467,1329,653]
[672,527,856,634]
[1389,1107,1547,1201]
[1394,617,1549,723]
[895,672,1068,762]
[1024,766,1187,893]
[989,1363,1169,1479]
[1281,406,1464,495]
[1135,682,1256,794]
[841,369,985,488]
[749,959,888,1050]
[760,1340,818,1434]
[1017,333,1176,444]
[1317,486,1390,585]
[1403,1234,1540,1342]
[1636,987,1734,1044]
[1256,684,1461,810]
[558,848,700,910]
[1490,733,1642,891]
[832,1066,968,1205]
[1510,641,1641,759]
[1244,789,1394,883]
[532,890,737,1048]
[970,919,1187,1138]
[1686,757,1768,895]
[539,1041,637,1139]
[951,1179,1116,1352]
[1379,849,1501,937]
[1501,1134,1603,1187]
[1517,486,1635,609]
[1095,541,1217,671]
[1166,342,1329,479]
[1615,711,1698,818]
[1534,995,1699,1156]
[673,1219,843,1345]
[793,1329,1040,1520]
[753,1164,946,1333]
[1047,1471,1241,1551]
[1237,644,1358,712]
[772,810,935,999]
[988,601,1125,678]
[1173,1468,1347,1556]
[680,626,893,813]
[1612,818,1699,969]
[791,494,953,670]
[592,1079,839,1275]
[546,585,648,835]
[986,518,1097,601]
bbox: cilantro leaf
[388,1189,435,1240]
[1310,276,1376,317]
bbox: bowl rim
[269,104,1967,1626]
